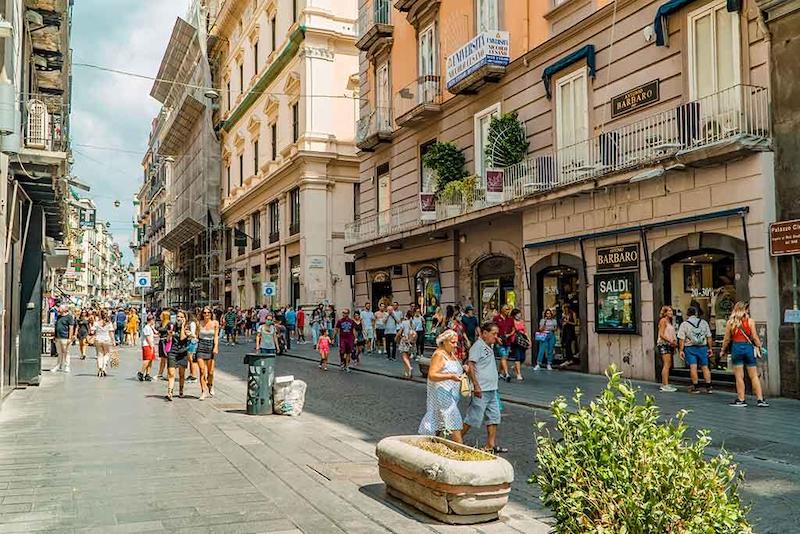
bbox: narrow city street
[0,343,796,532]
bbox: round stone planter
[376,435,514,524]
[417,357,431,378]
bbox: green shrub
[532,368,751,533]
[485,111,529,168]
[421,141,466,194]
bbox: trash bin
[244,352,276,415]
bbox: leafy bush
[532,368,751,533]
[485,111,529,168]
[421,141,466,194]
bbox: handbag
[459,374,472,397]
[514,331,531,349]
[534,331,549,342]
[110,347,120,368]
[737,326,764,359]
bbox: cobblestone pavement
[0,347,551,534]
[220,338,800,533]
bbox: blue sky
[70,0,184,263]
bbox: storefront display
[594,271,638,334]
[371,271,392,309]
[536,264,583,367]
[415,267,441,342]
[476,255,516,312]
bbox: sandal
[166,388,173,402]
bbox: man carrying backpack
[677,306,714,394]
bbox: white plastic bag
[272,376,307,416]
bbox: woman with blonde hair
[418,329,464,442]
[93,310,116,377]
[656,305,678,392]
[721,302,768,407]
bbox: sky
[70,0,185,264]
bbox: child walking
[317,329,331,371]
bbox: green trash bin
[244,351,276,415]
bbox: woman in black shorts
[165,311,189,401]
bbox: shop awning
[654,0,742,46]
[159,217,205,252]
[542,45,595,99]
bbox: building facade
[150,4,221,310]
[209,0,359,310]
[349,0,781,392]
[1,0,72,400]
[756,0,800,398]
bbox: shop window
[539,265,582,365]
[371,271,393,310]
[415,266,441,341]
[476,255,515,318]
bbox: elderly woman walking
[418,330,464,443]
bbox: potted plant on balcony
[376,435,514,524]
[485,112,529,169]
[421,142,469,218]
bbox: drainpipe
[523,0,530,67]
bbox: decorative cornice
[299,45,335,61]
[757,0,800,20]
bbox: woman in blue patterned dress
[418,329,464,442]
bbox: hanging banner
[486,168,504,203]
[419,192,436,222]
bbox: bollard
[243,352,276,415]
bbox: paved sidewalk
[0,348,549,533]
[282,342,800,464]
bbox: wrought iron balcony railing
[394,75,442,126]
[356,106,393,150]
[356,0,393,51]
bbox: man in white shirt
[360,302,375,353]
[677,306,714,394]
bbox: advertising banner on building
[419,192,436,221]
[149,265,160,289]
[594,271,638,334]
[770,219,800,256]
[79,208,96,229]
[446,31,510,90]
[485,168,505,203]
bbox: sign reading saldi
[611,80,660,118]
[596,243,640,271]
[770,219,800,256]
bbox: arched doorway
[371,271,392,310]
[475,255,516,318]
[652,233,749,384]
[414,266,441,344]
[529,253,588,372]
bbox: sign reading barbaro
[597,243,640,271]
[611,80,660,118]
[770,219,800,256]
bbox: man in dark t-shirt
[52,305,75,373]
[334,309,356,373]
[461,305,480,345]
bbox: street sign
[770,219,800,256]
[262,282,276,297]
[135,271,151,288]
[785,309,800,324]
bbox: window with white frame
[418,23,437,103]
[688,0,740,99]
[474,103,501,182]
[555,68,589,168]
[477,0,499,32]
[376,163,391,231]
[375,61,390,130]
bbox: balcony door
[376,61,391,130]
[555,68,589,181]
[418,24,437,104]
[376,164,391,234]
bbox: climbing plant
[485,111,529,168]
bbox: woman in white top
[93,310,116,377]
[138,314,156,382]
[397,311,416,379]
[418,330,464,442]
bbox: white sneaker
[547,364,553,370]
[63,367,71,374]
[660,385,677,392]
[533,365,541,371]
[209,387,215,397]
[50,365,61,373]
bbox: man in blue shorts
[678,306,713,394]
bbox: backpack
[686,318,707,345]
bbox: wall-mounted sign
[79,208,96,229]
[611,80,660,118]
[770,219,800,256]
[596,243,640,271]
[419,192,436,222]
[446,31,510,90]
[784,309,800,324]
[485,168,505,203]
[594,271,638,334]
[308,256,325,270]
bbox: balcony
[345,85,770,247]
[356,106,393,151]
[23,96,68,154]
[356,0,393,53]
[394,76,442,127]
[289,222,300,236]
[269,231,279,244]
[446,31,510,95]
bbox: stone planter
[417,356,431,378]
[376,435,513,524]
